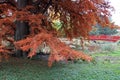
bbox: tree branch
[42,0,52,14]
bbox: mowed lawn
[0,51,120,80]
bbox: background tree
[0,0,113,67]
[90,23,118,35]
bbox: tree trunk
[14,0,29,57]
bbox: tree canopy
[0,0,113,67]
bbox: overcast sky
[109,0,120,26]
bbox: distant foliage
[90,24,118,35]
[0,0,113,66]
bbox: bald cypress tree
[0,0,113,67]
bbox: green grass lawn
[91,50,120,57]
[0,55,120,80]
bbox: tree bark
[14,0,29,57]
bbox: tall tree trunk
[14,0,29,57]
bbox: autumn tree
[0,0,113,67]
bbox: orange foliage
[15,31,92,67]
[0,0,113,66]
